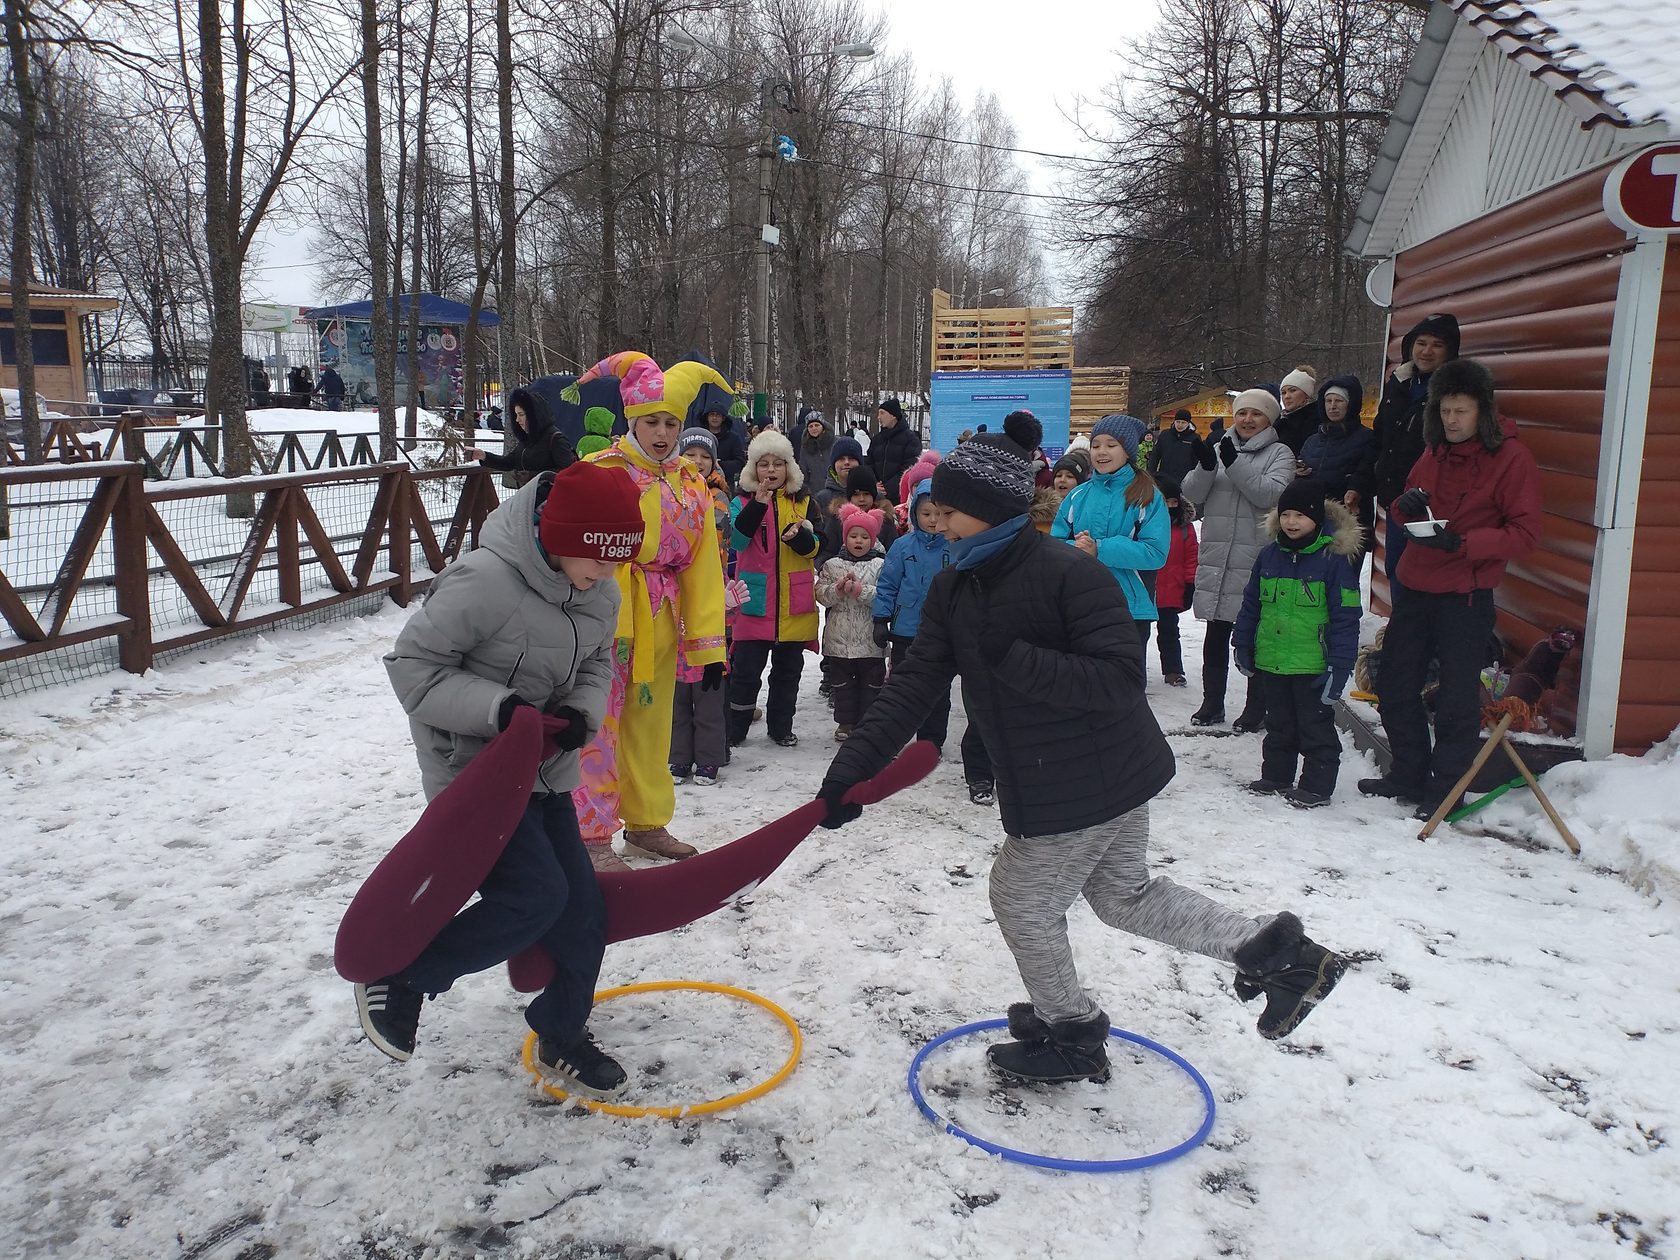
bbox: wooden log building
[1347,0,1680,757]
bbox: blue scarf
[952,514,1031,571]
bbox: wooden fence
[0,459,499,677]
[1,411,474,479]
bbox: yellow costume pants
[574,603,678,840]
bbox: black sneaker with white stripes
[355,977,424,1061]
[535,1030,629,1097]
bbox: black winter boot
[987,1010,1111,1083]
[1232,912,1345,1041]
[1005,1001,1050,1042]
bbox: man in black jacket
[816,433,1345,1084]
[1362,312,1459,588]
[1147,409,1201,486]
[867,398,922,505]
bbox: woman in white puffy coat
[1181,389,1296,730]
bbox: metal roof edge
[1345,2,1465,259]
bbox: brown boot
[586,843,632,873]
[622,827,698,861]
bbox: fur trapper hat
[739,429,803,492]
[1424,357,1502,451]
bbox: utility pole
[750,79,779,425]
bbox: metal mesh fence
[0,460,487,701]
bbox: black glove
[549,705,591,751]
[1195,437,1217,471]
[1218,436,1238,468]
[1234,644,1256,678]
[1392,487,1431,519]
[701,661,726,692]
[818,781,863,830]
[497,695,536,731]
[1410,527,1462,553]
[872,618,892,649]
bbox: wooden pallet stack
[1069,366,1133,435]
[930,289,1074,373]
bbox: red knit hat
[538,462,645,561]
[839,503,884,544]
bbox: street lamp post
[666,25,875,423]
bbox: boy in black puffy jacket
[816,434,1345,1084]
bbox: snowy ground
[2,607,1678,1259]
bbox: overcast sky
[245,0,1163,309]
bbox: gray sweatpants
[670,679,728,770]
[988,805,1262,1024]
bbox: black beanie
[931,433,1035,526]
[1277,479,1328,529]
[1003,410,1042,453]
[878,398,904,422]
[845,465,878,497]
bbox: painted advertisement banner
[928,370,1072,457]
[317,318,465,408]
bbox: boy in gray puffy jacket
[365,460,645,1097]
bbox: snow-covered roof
[1453,1,1680,128]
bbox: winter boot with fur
[1232,911,1345,1040]
[1005,1001,1050,1043]
[987,1009,1111,1084]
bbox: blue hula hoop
[907,1018,1217,1173]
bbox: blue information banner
[928,370,1072,458]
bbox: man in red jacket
[1360,358,1542,817]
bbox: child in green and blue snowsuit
[1234,479,1363,808]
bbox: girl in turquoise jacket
[1052,414,1170,631]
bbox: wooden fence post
[391,466,414,607]
[112,462,154,674]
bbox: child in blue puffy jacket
[872,478,958,751]
[1051,414,1170,674]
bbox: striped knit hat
[931,433,1035,526]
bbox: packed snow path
[2,608,1676,1259]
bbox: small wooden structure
[1347,0,1680,757]
[930,288,1073,373]
[0,282,120,409]
[929,290,1130,433]
[1069,366,1133,436]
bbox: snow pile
[1,609,1678,1257]
[1509,1,1680,126]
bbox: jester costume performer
[570,352,729,865]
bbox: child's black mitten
[548,706,591,750]
[872,618,892,649]
[497,695,535,731]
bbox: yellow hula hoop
[519,979,803,1119]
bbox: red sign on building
[1604,143,1680,234]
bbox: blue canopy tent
[305,294,501,327]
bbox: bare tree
[358,0,396,455]
[4,0,44,462]
[165,0,359,510]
